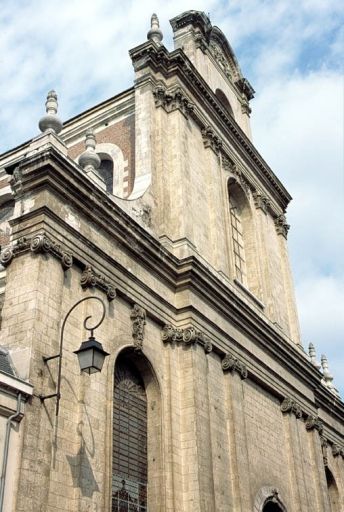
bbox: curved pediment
[208,26,242,81]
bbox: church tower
[0,10,342,512]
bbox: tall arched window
[97,156,114,194]
[215,88,234,117]
[112,354,147,512]
[228,180,248,286]
[325,467,340,512]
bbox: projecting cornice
[2,147,343,427]
[130,40,291,210]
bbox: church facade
[0,10,343,512]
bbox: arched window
[325,467,340,512]
[263,502,284,512]
[215,88,234,117]
[112,354,147,511]
[228,180,248,286]
[97,156,114,194]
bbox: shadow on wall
[66,442,100,497]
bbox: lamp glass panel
[93,349,105,372]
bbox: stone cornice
[3,150,343,426]
[130,40,291,210]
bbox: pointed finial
[38,90,63,134]
[308,343,321,370]
[147,13,163,45]
[321,354,340,398]
[78,129,101,173]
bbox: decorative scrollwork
[80,264,116,302]
[61,252,73,270]
[280,397,303,419]
[0,247,14,267]
[305,415,323,434]
[130,304,146,351]
[161,324,212,353]
[30,234,51,253]
[222,352,248,379]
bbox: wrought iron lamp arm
[40,296,106,417]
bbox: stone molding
[153,85,194,119]
[0,234,73,271]
[274,214,290,239]
[80,264,117,302]
[201,126,223,154]
[130,304,146,351]
[280,397,303,418]
[161,324,213,353]
[222,352,248,379]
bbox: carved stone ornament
[222,352,248,379]
[235,77,255,101]
[10,167,23,197]
[30,234,73,270]
[0,234,72,271]
[280,397,303,419]
[253,486,287,512]
[274,214,290,238]
[153,86,194,119]
[305,414,323,434]
[320,435,328,466]
[80,265,116,302]
[193,31,208,53]
[331,443,344,458]
[161,324,212,353]
[253,191,270,214]
[209,41,232,79]
[130,304,146,351]
[201,126,223,154]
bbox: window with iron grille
[112,357,147,512]
[230,206,247,285]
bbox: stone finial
[147,13,163,44]
[308,343,321,370]
[78,129,101,173]
[321,354,340,398]
[38,90,63,134]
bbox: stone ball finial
[147,13,163,44]
[38,90,63,134]
[79,129,101,172]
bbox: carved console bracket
[253,191,270,214]
[202,126,223,155]
[222,352,248,379]
[161,324,213,353]
[274,214,290,239]
[80,265,116,302]
[0,234,73,271]
[280,397,303,418]
[153,86,194,119]
[332,443,344,458]
[305,414,324,434]
[130,304,146,351]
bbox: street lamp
[40,296,109,416]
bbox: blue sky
[0,0,343,395]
